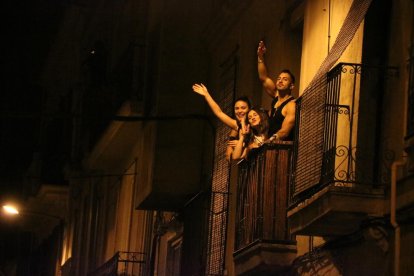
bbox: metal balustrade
[88,251,146,276]
[290,63,398,206]
[235,142,295,251]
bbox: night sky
[0,1,65,197]
[0,1,67,266]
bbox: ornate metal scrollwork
[292,62,399,203]
[321,144,395,186]
[341,64,361,76]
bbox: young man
[257,40,296,141]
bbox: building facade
[12,0,414,275]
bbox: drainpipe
[390,156,407,276]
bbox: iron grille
[87,251,146,276]
[118,251,146,276]
[291,77,327,199]
[291,63,398,206]
[235,143,294,251]
[205,56,238,276]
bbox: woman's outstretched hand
[192,83,209,97]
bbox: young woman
[232,107,269,160]
[192,83,251,161]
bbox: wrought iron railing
[88,251,146,276]
[118,251,146,276]
[235,142,295,251]
[290,63,398,206]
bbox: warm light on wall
[2,204,19,215]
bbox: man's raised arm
[257,41,276,98]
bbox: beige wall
[300,0,363,92]
[59,0,414,275]
[295,0,366,259]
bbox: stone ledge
[233,240,297,276]
[287,184,386,236]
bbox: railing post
[233,142,297,275]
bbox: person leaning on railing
[232,107,270,160]
[257,40,296,141]
[192,83,252,161]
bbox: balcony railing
[235,142,295,251]
[233,142,297,275]
[88,251,147,276]
[287,63,399,236]
[290,63,398,206]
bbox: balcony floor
[287,183,386,236]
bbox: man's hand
[257,40,276,97]
[257,40,266,59]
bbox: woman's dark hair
[234,96,252,109]
[246,107,269,137]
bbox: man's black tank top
[268,96,295,140]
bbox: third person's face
[276,72,293,91]
[247,110,261,127]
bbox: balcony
[287,63,399,236]
[233,142,297,276]
[87,251,147,276]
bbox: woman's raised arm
[192,83,238,130]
